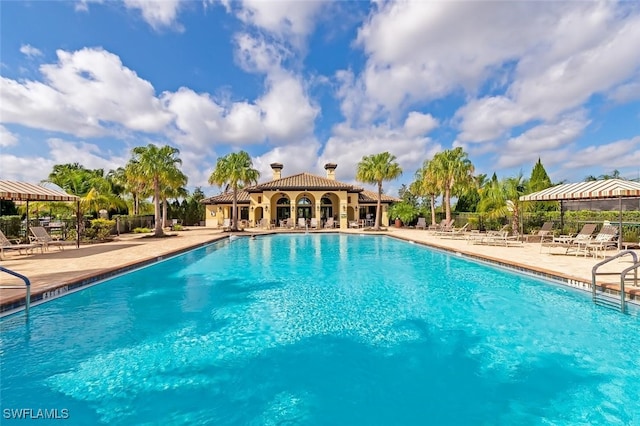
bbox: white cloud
[562,137,640,170]
[608,81,640,104]
[254,140,322,183]
[235,0,324,43]
[0,125,18,147]
[47,138,128,172]
[257,73,319,142]
[20,44,43,58]
[317,122,442,186]
[234,33,289,74]
[0,153,55,182]
[123,0,183,31]
[495,113,590,169]
[403,112,438,138]
[1,48,174,137]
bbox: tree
[429,147,475,224]
[410,160,440,226]
[130,144,185,237]
[208,151,260,232]
[159,167,188,227]
[356,152,403,230]
[527,158,555,212]
[478,173,527,233]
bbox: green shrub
[89,218,115,241]
[133,227,152,233]
[171,224,184,231]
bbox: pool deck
[1,227,638,315]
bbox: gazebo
[0,180,80,248]
[520,179,640,250]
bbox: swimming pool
[1,234,638,424]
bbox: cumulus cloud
[0,125,18,147]
[1,48,174,137]
[47,138,128,172]
[562,136,640,170]
[253,139,323,183]
[235,0,325,44]
[123,0,183,31]
[20,44,43,58]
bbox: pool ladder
[0,266,31,316]
[591,250,639,313]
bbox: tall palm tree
[208,151,260,232]
[356,152,403,230]
[410,160,440,226]
[160,167,188,227]
[130,144,185,237]
[429,147,475,224]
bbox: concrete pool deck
[1,227,638,315]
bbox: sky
[1,0,639,198]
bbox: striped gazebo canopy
[0,180,78,202]
[520,179,640,202]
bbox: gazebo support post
[559,200,564,233]
[76,200,81,249]
[618,196,622,251]
[26,200,30,242]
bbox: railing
[0,266,31,316]
[591,250,639,313]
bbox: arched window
[297,197,312,205]
[321,197,332,205]
[277,197,290,205]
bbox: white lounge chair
[310,218,319,229]
[416,217,427,230]
[29,226,75,251]
[325,218,335,228]
[1,229,40,258]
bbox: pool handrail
[591,250,638,313]
[0,266,31,316]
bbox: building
[202,163,399,229]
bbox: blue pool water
[1,234,639,425]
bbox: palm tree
[208,151,260,232]
[429,147,475,224]
[160,167,188,227]
[478,173,527,233]
[410,160,440,226]
[356,152,403,230]
[130,144,185,237]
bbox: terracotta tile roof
[201,190,250,204]
[248,173,360,192]
[358,190,399,203]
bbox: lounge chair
[297,218,307,229]
[349,220,361,229]
[221,218,231,231]
[416,217,427,230]
[467,224,509,245]
[0,229,40,259]
[29,226,75,251]
[577,224,619,258]
[310,218,319,229]
[428,219,452,233]
[541,223,597,255]
[438,223,470,239]
[325,217,335,229]
[522,221,554,243]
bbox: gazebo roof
[520,179,640,202]
[0,180,78,202]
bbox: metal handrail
[0,266,31,315]
[591,250,638,313]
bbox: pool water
[1,234,639,425]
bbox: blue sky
[1,1,639,197]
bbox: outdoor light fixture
[265,205,269,212]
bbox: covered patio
[520,179,640,250]
[0,180,81,248]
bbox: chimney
[324,163,337,180]
[270,163,283,180]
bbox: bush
[171,224,184,231]
[133,227,152,233]
[89,218,115,241]
[388,202,419,226]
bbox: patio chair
[522,221,554,243]
[221,218,231,231]
[438,223,470,239]
[0,229,40,259]
[577,225,619,258]
[416,217,427,230]
[297,218,307,229]
[310,218,319,229]
[29,226,75,251]
[541,223,597,255]
[325,217,335,229]
[428,219,451,233]
[349,220,361,229]
[467,224,509,245]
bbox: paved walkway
[1,227,638,314]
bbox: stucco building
[202,163,398,229]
